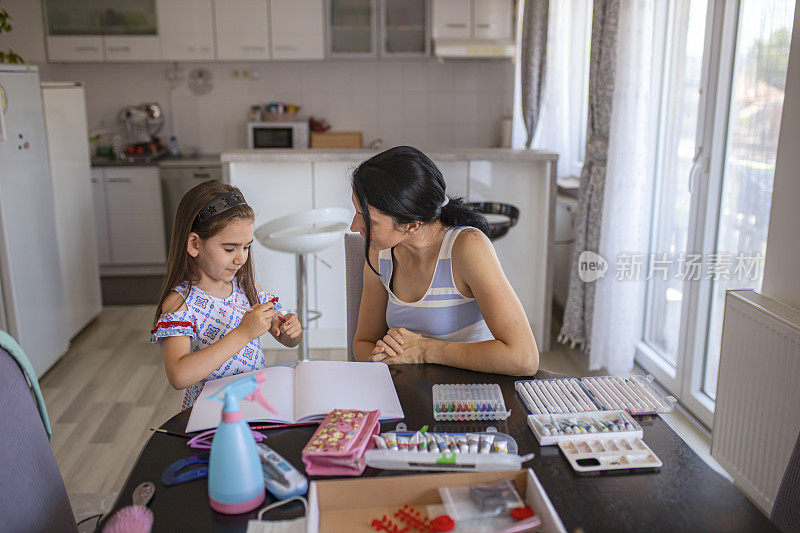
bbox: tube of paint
[372,435,388,449]
[445,435,460,454]
[414,431,427,452]
[467,433,480,454]
[426,433,437,452]
[397,435,410,451]
[435,433,448,453]
[382,432,399,451]
[456,434,469,454]
[479,433,495,454]
[492,439,509,454]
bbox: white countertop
[221,148,559,163]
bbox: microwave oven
[247,121,309,149]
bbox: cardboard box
[310,131,363,149]
[307,469,565,533]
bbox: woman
[350,146,539,375]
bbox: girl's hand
[371,328,425,364]
[236,303,276,341]
[272,312,302,339]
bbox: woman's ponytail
[438,196,489,235]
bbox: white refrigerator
[0,65,70,376]
[41,81,102,339]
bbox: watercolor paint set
[526,409,642,446]
[557,436,662,474]
[432,383,511,421]
[515,375,676,416]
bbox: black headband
[194,191,247,227]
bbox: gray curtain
[558,0,620,349]
[520,0,549,148]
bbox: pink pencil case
[301,409,381,476]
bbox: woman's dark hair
[351,146,489,274]
[153,180,258,327]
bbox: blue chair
[0,334,77,531]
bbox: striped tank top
[379,226,495,343]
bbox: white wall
[1,2,513,154]
[762,1,800,312]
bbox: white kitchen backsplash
[39,60,513,153]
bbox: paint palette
[526,409,642,446]
[515,375,676,416]
[558,437,662,474]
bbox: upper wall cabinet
[271,0,326,60]
[214,0,270,60]
[157,0,216,61]
[380,0,430,57]
[326,0,378,58]
[432,0,512,40]
[43,0,160,61]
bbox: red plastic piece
[430,515,455,532]
[511,506,535,521]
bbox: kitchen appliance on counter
[160,158,222,246]
[0,66,70,376]
[247,121,309,149]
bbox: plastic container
[364,427,533,472]
[515,375,676,416]
[433,383,511,421]
[526,410,642,446]
[558,436,662,474]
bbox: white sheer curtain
[512,0,592,178]
[588,0,655,372]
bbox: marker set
[558,437,662,474]
[515,375,675,416]
[432,383,511,421]
[526,410,643,446]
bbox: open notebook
[185,360,404,433]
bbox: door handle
[445,23,468,28]
[108,177,132,183]
[688,146,703,194]
[193,172,210,179]
[0,85,7,142]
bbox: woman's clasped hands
[371,327,427,364]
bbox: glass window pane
[330,0,373,54]
[44,0,156,35]
[702,0,795,399]
[644,0,707,365]
[385,0,426,54]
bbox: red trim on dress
[150,320,197,334]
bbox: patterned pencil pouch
[301,409,381,476]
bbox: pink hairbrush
[102,482,155,533]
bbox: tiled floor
[38,304,728,506]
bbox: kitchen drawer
[104,36,161,61]
[46,36,104,62]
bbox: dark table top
[103,364,774,532]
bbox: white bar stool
[255,207,352,364]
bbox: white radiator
[712,289,800,514]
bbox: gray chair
[0,344,77,532]
[345,233,366,362]
[771,427,800,532]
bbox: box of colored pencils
[515,375,676,417]
[432,383,511,421]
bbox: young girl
[151,180,302,409]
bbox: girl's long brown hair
[153,180,258,327]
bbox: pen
[150,427,191,439]
[249,421,319,431]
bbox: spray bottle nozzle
[209,372,278,414]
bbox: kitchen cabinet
[92,167,166,266]
[103,36,161,61]
[432,0,471,39]
[46,36,105,62]
[473,0,513,40]
[432,0,513,40]
[270,0,326,60]
[43,0,160,62]
[467,159,553,346]
[90,169,111,265]
[380,0,430,57]
[214,0,270,60]
[326,0,378,58]
[157,0,216,61]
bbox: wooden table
[104,364,775,531]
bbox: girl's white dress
[150,280,280,409]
